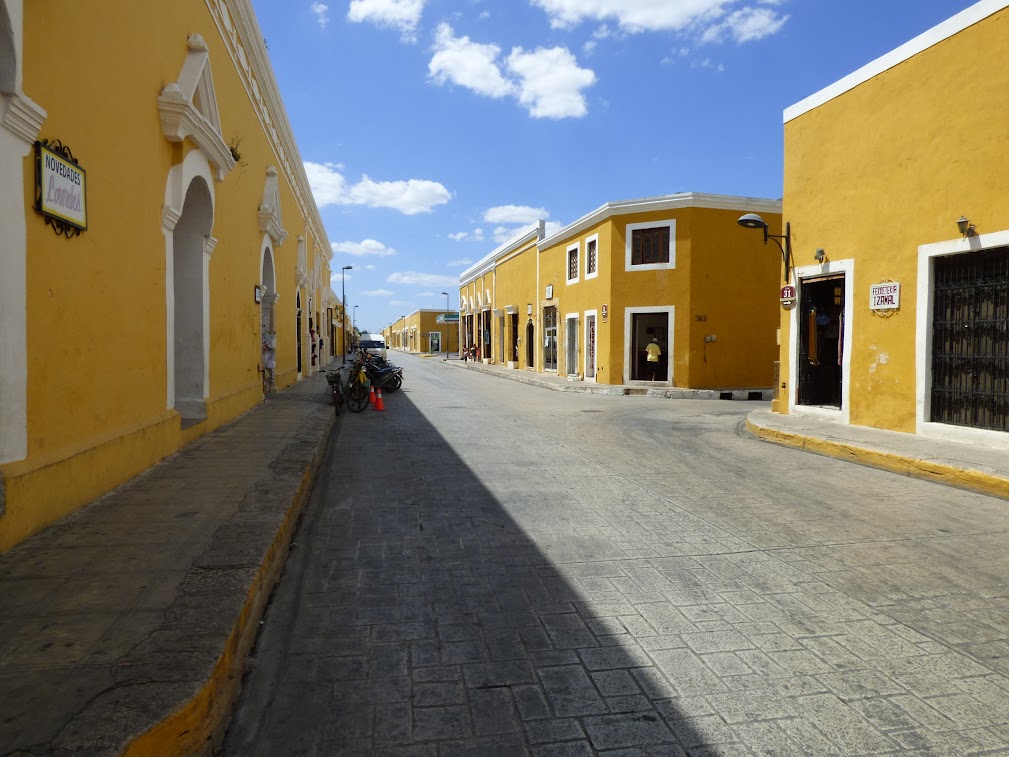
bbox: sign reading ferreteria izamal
[35,140,87,237]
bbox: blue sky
[249,0,975,334]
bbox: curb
[446,359,770,400]
[120,400,337,756]
[745,417,1009,502]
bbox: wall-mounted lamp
[814,248,826,263]
[956,215,976,237]
[527,303,533,315]
[254,284,262,304]
[738,213,792,284]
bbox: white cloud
[544,221,563,237]
[305,162,451,215]
[690,57,725,72]
[365,264,377,270]
[701,7,789,44]
[311,2,329,29]
[447,258,473,267]
[530,0,788,44]
[330,271,352,282]
[330,239,398,256]
[508,46,597,119]
[448,232,469,241]
[417,291,437,297]
[429,24,595,119]
[429,23,515,98]
[388,271,459,287]
[361,288,395,296]
[484,205,548,225]
[347,0,425,41]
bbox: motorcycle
[365,360,403,392]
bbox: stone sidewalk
[0,373,337,756]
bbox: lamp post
[353,305,358,337]
[737,214,792,284]
[440,291,450,360]
[341,265,352,359]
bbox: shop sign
[870,282,900,312]
[779,285,796,310]
[35,141,88,234]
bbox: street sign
[780,285,796,310]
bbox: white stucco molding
[295,234,308,289]
[0,90,44,145]
[158,34,235,182]
[257,165,288,245]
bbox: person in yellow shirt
[645,337,662,380]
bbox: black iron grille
[930,247,1009,431]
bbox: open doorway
[543,307,558,372]
[526,320,535,368]
[630,312,668,382]
[565,316,578,376]
[798,275,844,408]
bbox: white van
[358,333,387,359]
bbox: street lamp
[737,214,792,284]
[440,291,450,361]
[353,305,358,336]
[341,265,352,359]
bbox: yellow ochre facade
[454,195,783,388]
[0,0,338,551]
[778,0,1009,447]
[386,309,459,355]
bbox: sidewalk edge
[745,417,1009,501]
[120,410,337,757]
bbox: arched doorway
[260,245,277,393]
[172,176,213,420]
[525,320,535,368]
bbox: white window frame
[625,219,676,272]
[584,233,599,280]
[566,242,580,284]
[788,259,854,424]
[916,228,1009,449]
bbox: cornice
[0,92,46,146]
[538,193,783,250]
[205,0,331,259]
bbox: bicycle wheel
[346,382,370,413]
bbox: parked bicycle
[324,367,345,415]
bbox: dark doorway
[798,275,844,407]
[296,291,303,374]
[526,320,535,368]
[511,313,519,362]
[631,312,668,381]
[931,247,1009,431]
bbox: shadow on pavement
[225,385,709,755]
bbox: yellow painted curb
[745,418,1009,502]
[119,422,332,756]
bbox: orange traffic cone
[368,385,376,406]
[374,387,386,411]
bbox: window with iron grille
[568,245,578,281]
[631,226,670,266]
[586,239,597,275]
[930,247,1009,432]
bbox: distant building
[452,194,782,388]
[776,0,1009,447]
[387,309,460,355]
[0,0,338,550]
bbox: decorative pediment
[258,165,288,244]
[158,34,235,182]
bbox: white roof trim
[459,223,542,285]
[539,193,781,250]
[785,0,1009,123]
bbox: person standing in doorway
[646,337,661,380]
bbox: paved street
[224,354,1009,756]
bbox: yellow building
[458,195,782,388]
[387,309,459,355]
[777,0,1009,447]
[0,0,336,551]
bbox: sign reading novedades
[36,143,88,230]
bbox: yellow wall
[493,242,539,367]
[781,8,1009,431]
[1,0,334,551]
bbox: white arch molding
[162,148,216,419]
[0,0,45,468]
